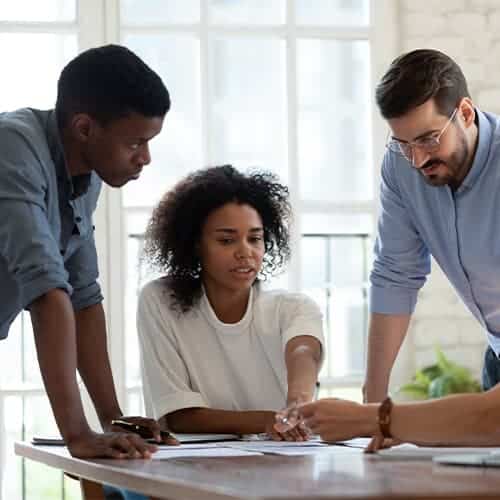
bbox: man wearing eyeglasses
[364,48,500,405]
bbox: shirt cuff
[20,267,72,310]
[71,281,103,311]
[152,391,209,420]
[369,284,418,315]
[282,329,325,364]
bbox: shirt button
[75,216,82,223]
[60,249,65,256]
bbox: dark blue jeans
[482,345,500,391]
[103,485,147,500]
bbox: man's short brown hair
[375,49,470,119]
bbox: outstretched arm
[299,386,500,447]
[285,335,322,405]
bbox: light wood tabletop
[15,441,500,500]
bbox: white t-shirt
[137,279,324,421]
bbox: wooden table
[15,441,500,500]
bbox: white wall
[390,0,500,393]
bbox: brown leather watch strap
[378,396,393,439]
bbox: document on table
[32,434,240,447]
[225,440,360,456]
[156,443,222,449]
[247,445,360,456]
[335,438,372,449]
[152,446,262,460]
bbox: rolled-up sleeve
[0,128,72,309]
[280,293,325,362]
[65,229,103,311]
[370,155,430,315]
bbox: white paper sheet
[224,440,338,456]
[156,442,223,449]
[226,440,327,450]
[334,438,372,449]
[247,445,361,456]
[152,447,262,460]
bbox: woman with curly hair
[138,165,324,440]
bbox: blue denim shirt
[0,108,103,340]
[370,109,500,354]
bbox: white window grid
[0,2,397,499]
[113,0,384,411]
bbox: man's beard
[419,133,469,188]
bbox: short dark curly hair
[56,44,170,127]
[143,165,292,312]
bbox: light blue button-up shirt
[370,109,500,354]
[0,108,103,340]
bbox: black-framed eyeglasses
[386,108,458,164]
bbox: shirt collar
[456,108,492,193]
[47,110,91,199]
[200,285,254,334]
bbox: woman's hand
[265,410,310,441]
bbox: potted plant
[399,346,481,399]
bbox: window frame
[100,0,400,407]
[0,2,398,498]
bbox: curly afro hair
[143,165,292,312]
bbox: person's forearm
[167,408,273,434]
[74,303,122,429]
[285,336,322,404]
[391,391,500,446]
[364,313,410,403]
[30,289,92,441]
[357,390,500,446]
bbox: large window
[0,4,80,500]
[0,2,392,499]
[119,0,374,411]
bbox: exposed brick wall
[389,1,497,394]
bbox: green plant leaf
[435,346,454,373]
[414,370,431,386]
[398,383,429,399]
[403,345,482,400]
[421,364,443,381]
[428,374,459,398]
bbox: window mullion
[286,0,301,292]
[200,0,211,165]
[77,0,105,50]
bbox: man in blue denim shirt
[363,49,500,404]
[0,45,176,459]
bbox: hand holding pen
[273,382,320,436]
[110,417,179,446]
